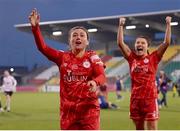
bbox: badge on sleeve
[90,55,100,63]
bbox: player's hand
[12,86,16,92]
[87,80,97,92]
[166,16,172,25]
[29,8,40,27]
[119,17,126,26]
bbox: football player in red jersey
[117,16,171,130]
[29,9,106,130]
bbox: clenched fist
[29,8,40,27]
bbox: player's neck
[136,52,148,58]
[72,49,86,58]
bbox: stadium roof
[15,9,180,50]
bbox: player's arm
[88,65,106,92]
[12,77,17,87]
[29,9,63,63]
[156,16,172,58]
[88,54,106,92]
[94,65,106,86]
[12,77,17,92]
[117,18,131,59]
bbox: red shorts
[60,103,100,130]
[130,98,159,121]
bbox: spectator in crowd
[158,70,169,107]
[115,75,124,100]
[155,76,161,107]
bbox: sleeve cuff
[93,79,99,86]
[31,24,39,31]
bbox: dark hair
[68,26,89,42]
[137,35,151,47]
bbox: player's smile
[135,38,148,56]
[137,46,143,52]
[135,45,145,56]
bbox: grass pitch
[0,91,180,130]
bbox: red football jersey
[127,51,161,99]
[32,25,106,118]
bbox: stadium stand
[105,57,124,74]
[22,45,180,92]
[149,45,180,62]
[95,49,106,57]
[106,60,129,77]
[35,65,59,80]
[46,76,59,85]
[101,55,113,63]
[163,51,180,76]
[21,66,47,84]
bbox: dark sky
[0,0,179,70]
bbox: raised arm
[117,18,131,59]
[156,16,172,58]
[29,9,63,63]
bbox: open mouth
[137,48,143,51]
[75,41,81,45]
[137,47,143,52]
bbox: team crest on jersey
[83,60,91,68]
[144,58,149,64]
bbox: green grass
[0,93,59,130]
[0,91,180,130]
